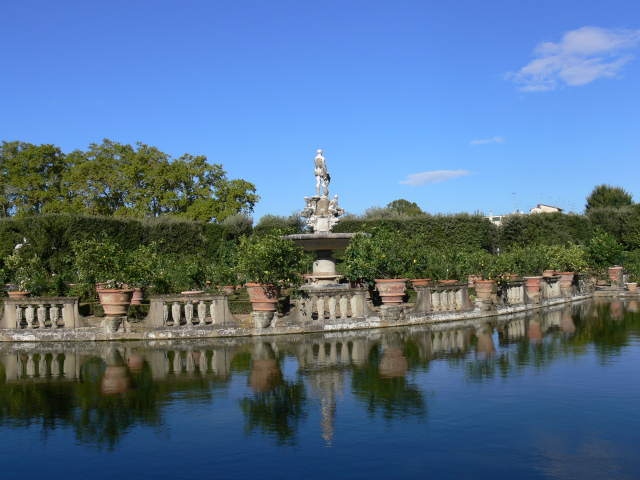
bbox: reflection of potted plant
[237,231,306,312]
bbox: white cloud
[470,136,505,146]
[399,169,472,186]
[507,26,640,92]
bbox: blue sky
[1,0,639,221]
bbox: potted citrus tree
[2,249,42,298]
[236,231,306,312]
[72,237,135,317]
[343,226,411,305]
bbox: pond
[1,298,639,479]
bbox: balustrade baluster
[172,302,182,327]
[50,305,61,328]
[317,296,325,320]
[350,295,357,318]
[163,303,169,326]
[328,296,337,321]
[25,305,35,329]
[37,304,47,329]
[185,301,194,325]
[197,301,207,324]
[339,295,348,320]
[209,302,217,324]
[15,305,23,329]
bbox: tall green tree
[0,141,68,217]
[585,184,634,212]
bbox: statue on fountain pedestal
[305,149,344,232]
[314,149,330,197]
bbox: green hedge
[0,214,246,270]
[333,213,498,252]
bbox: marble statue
[304,149,344,232]
[328,195,344,216]
[314,149,330,197]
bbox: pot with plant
[73,237,135,317]
[2,249,42,298]
[343,226,411,305]
[236,231,306,312]
[546,243,587,291]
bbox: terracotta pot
[625,282,637,292]
[608,266,624,284]
[555,272,574,290]
[438,279,458,285]
[411,278,431,287]
[474,280,494,299]
[8,291,31,299]
[222,286,235,295]
[131,288,144,305]
[96,288,134,317]
[542,269,555,278]
[524,276,543,294]
[374,278,407,305]
[245,283,280,312]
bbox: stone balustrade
[294,287,367,323]
[0,297,85,330]
[412,284,471,313]
[542,276,562,299]
[500,280,526,305]
[145,294,234,328]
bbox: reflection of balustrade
[1,297,85,330]
[2,352,77,380]
[157,349,231,377]
[413,285,470,313]
[295,288,366,323]
[145,294,234,327]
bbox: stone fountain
[285,149,356,289]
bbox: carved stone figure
[314,149,330,197]
[328,195,344,217]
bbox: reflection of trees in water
[351,344,426,421]
[461,301,640,382]
[241,348,307,446]
[72,356,162,450]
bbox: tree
[585,184,634,212]
[0,141,68,217]
[1,139,260,222]
[387,199,423,216]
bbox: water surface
[1,299,638,479]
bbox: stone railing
[541,276,562,300]
[293,287,367,323]
[412,284,471,313]
[144,294,234,328]
[499,280,526,305]
[1,297,86,330]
